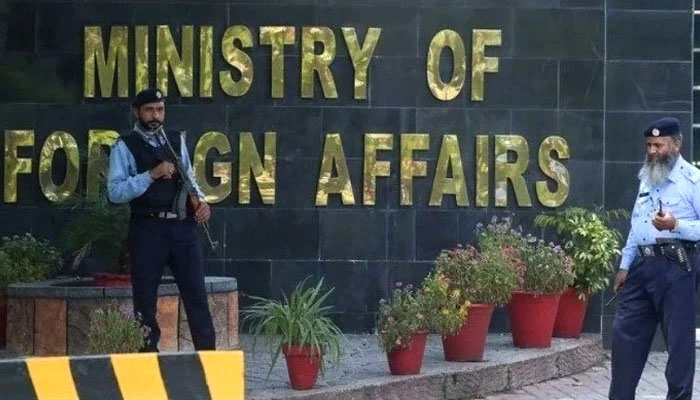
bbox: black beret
[644,117,680,137]
[132,88,165,108]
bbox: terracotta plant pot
[553,287,590,339]
[282,344,323,390]
[442,304,494,361]
[0,295,6,348]
[386,330,428,375]
[507,291,561,348]
[92,272,131,287]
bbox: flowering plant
[0,233,63,292]
[377,283,428,353]
[519,241,575,294]
[88,301,147,354]
[420,271,469,335]
[435,244,517,306]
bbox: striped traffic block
[0,351,244,400]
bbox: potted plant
[88,301,147,354]
[427,245,517,361]
[244,278,343,390]
[478,217,575,348]
[59,188,131,287]
[0,234,63,347]
[535,207,626,338]
[377,283,429,375]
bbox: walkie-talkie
[659,199,664,216]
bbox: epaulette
[681,161,700,183]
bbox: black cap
[644,117,680,137]
[132,88,165,108]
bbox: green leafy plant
[88,301,146,354]
[0,233,63,292]
[435,245,518,306]
[244,278,343,376]
[377,283,428,353]
[420,271,469,336]
[519,241,575,294]
[476,216,531,254]
[534,207,627,296]
[59,182,130,275]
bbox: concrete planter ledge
[246,333,603,400]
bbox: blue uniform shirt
[107,125,204,205]
[620,155,700,270]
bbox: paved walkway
[245,333,602,399]
[484,352,700,399]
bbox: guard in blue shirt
[107,88,215,351]
[609,117,700,400]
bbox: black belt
[637,240,698,272]
[133,211,179,220]
[637,240,700,258]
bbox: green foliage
[519,241,575,294]
[88,301,146,354]
[0,233,63,291]
[435,245,517,306]
[58,183,130,274]
[534,207,626,295]
[377,283,428,353]
[244,278,344,377]
[420,271,469,336]
[476,216,531,254]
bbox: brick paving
[483,352,700,399]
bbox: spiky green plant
[243,278,344,377]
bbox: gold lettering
[156,25,194,96]
[316,133,354,206]
[239,132,276,205]
[475,135,489,207]
[200,26,214,98]
[87,130,119,200]
[400,134,429,206]
[260,27,295,98]
[471,29,501,101]
[426,29,466,101]
[194,131,232,204]
[342,27,381,100]
[429,135,468,207]
[536,136,570,208]
[3,130,34,203]
[494,135,531,207]
[39,132,80,203]
[301,27,338,99]
[84,26,128,98]
[221,25,254,97]
[363,133,392,205]
[135,26,149,93]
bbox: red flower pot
[553,287,590,339]
[386,330,428,375]
[0,295,6,348]
[92,273,131,287]
[442,304,494,362]
[282,344,323,390]
[507,291,561,348]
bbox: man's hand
[613,269,628,293]
[194,200,211,223]
[150,161,175,180]
[651,210,676,231]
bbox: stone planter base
[6,276,238,356]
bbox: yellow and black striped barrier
[0,351,244,400]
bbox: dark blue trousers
[609,252,700,400]
[128,216,215,351]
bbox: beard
[640,151,678,187]
[138,116,162,132]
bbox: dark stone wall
[0,1,695,344]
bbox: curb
[0,351,244,400]
[250,334,603,400]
